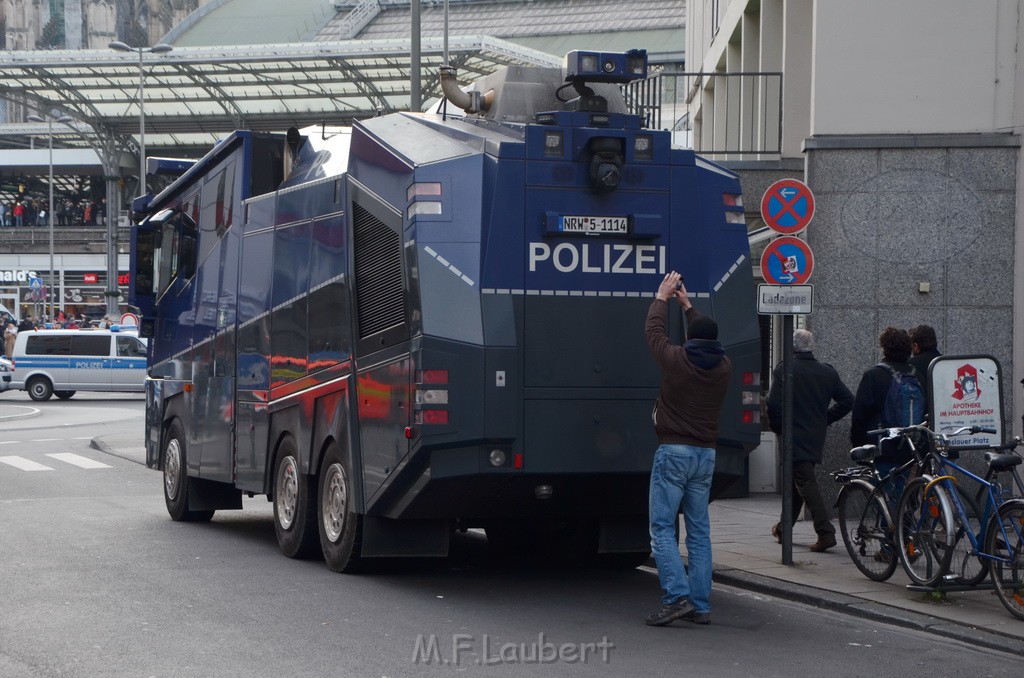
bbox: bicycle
[890,425,1024,619]
[832,438,927,582]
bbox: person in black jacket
[908,324,941,424]
[851,327,919,470]
[766,329,853,552]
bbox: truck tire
[163,418,214,522]
[273,438,320,558]
[318,442,364,572]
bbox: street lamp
[26,111,74,323]
[108,40,172,318]
[108,40,173,194]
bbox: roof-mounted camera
[561,49,648,113]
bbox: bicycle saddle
[851,445,879,463]
[984,452,1022,472]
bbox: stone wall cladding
[750,136,1018,505]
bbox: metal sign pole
[781,314,794,565]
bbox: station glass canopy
[0,36,561,152]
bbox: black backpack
[877,363,925,427]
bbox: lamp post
[108,41,172,318]
[26,111,74,323]
[108,41,173,194]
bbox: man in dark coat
[766,329,853,552]
[908,324,941,425]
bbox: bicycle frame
[928,455,1021,566]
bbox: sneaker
[809,535,838,553]
[645,598,695,626]
[771,523,782,544]
[682,609,711,625]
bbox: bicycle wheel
[985,499,1024,621]
[896,476,955,586]
[948,485,988,587]
[837,482,898,581]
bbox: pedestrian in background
[908,324,941,424]
[644,271,731,627]
[851,327,924,486]
[766,329,853,553]
[4,322,16,359]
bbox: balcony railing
[624,71,783,159]
[0,223,133,253]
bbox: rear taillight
[416,369,448,384]
[415,409,449,425]
[415,369,450,426]
[740,371,761,426]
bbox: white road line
[0,456,54,471]
[32,439,61,442]
[45,453,112,469]
[0,441,20,445]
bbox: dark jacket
[850,360,918,463]
[909,348,941,424]
[645,301,731,448]
[765,352,854,464]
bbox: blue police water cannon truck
[130,49,762,571]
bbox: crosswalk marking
[45,453,112,469]
[0,456,55,471]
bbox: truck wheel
[163,418,214,522]
[273,438,319,558]
[318,443,363,572]
[27,376,53,401]
[54,390,76,400]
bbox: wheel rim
[322,462,347,543]
[164,438,182,501]
[276,455,299,530]
[30,381,46,398]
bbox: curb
[0,404,42,422]
[711,566,1024,656]
[89,437,147,466]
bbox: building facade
[688,0,1024,494]
[1,0,208,51]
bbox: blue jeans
[649,444,715,612]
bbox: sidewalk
[706,494,1024,655]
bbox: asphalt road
[1,394,1021,677]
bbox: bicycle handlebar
[867,424,997,438]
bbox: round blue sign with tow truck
[760,236,814,285]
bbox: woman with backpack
[850,327,926,481]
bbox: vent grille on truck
[353,202,406,339]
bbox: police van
[8,327,147,401]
